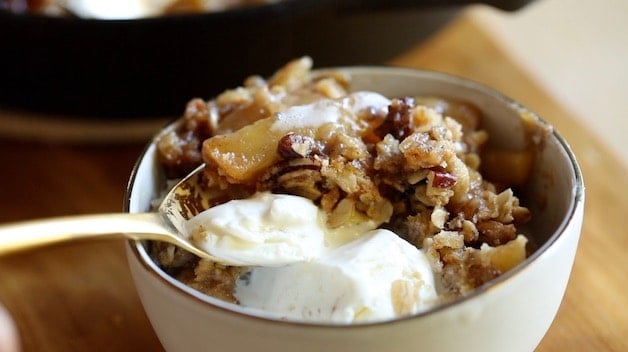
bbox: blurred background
[0,0,529,118]
[0,0,625,170]
[464,0,628,169]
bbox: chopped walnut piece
[429,169,458,189]
[375,97,415,140]
[277,133,323,159]
[477,220,517,246]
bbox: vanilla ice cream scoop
[234,229,438,323]
[186,192,327,267]
[186,191,438,323]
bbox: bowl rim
[123,66,585,328]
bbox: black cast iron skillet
[0,0,533,119]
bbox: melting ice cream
[186,192,438,323]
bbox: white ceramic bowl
[124,67,584,352]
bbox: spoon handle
[0,213,195,256]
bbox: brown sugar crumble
[151,57,535,304]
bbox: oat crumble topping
[152,57,535,304]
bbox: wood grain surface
[391,8,628,351]
[1,7,626,352]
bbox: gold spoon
[0,164,219,261]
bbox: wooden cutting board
[391,7,628,351]
[0,6,626,352]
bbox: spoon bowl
[0,164,217,261]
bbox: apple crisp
[152,57,534,304]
